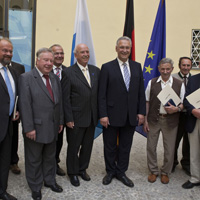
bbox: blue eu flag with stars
[136,0,166,137]
[143,0,166,88]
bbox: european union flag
[136,0,166,137]
[143,0,166,88]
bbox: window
[191,29,200,69]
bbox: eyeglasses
[54,52,64,56]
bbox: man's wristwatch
[178,106,181,112]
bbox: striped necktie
[123,63,130,91]
[3,66,15,115]
[56,68,61,80]
[82,68,91,86]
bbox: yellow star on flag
[145,65,153,74]
[147,51,156,60]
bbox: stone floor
[7,127,200,200]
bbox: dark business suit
[52,65,67,164]
[98,58,146,176]
[0,65,18,195]
[62,63,100,175]
[18,67,63,192]
[184,73,200,184]
[10,61,25,165]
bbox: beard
[1,57,11,66]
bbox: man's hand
[12,111,20,121]
[143,121,150,133]
[26,130,36,141]
[137,114,144,126]
[192,109,200,119]
[100,117,110,128]
[66,122,74,129]
[164,102,179,114]
[58,125,63,133]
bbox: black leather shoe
[182,180,200,189]
[56,164,66,176]
[116,174,134,188]
[31,191,41,200]
[68,175,80,187]
[44,182,63,193]
[0,192,17,200]
[102,173,115,185]
[79,171,91,181]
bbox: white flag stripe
[71,0,96,66]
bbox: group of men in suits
[1,34,199,200]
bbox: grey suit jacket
[18,67,64,144]
[62,63,100,127]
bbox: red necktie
[43,75,54,102]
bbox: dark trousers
[24,138,56,192]
[10,120,19,165]
[103,123,135,176]
[0,120,12,194]
[55,127,65,164]
[66,124,95,175]
[174,112,190,168]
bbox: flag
[71,0,102,139]
[70,0,96,66]
[123,0,135,61]
[143,0,166,88]
[136,0,166,137]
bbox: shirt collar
[53,65,62,70]
[77,62,88,71]
[35,66,48,77]
[179,71,190,78]
[117,58,129,66]
[157,75,173,84]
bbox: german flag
[123,0,135,61]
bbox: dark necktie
[123,63,130,91]
[183,76,187,87]
[43,75,54,102]
[3,66,15,115]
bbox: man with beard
[0,38,19,200]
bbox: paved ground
[8,127,200,200]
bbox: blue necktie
[3,66,15,115]
[123,63,130,91]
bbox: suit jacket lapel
[113,59,127,91]
[88,65,95,88]
[32,68,54,103]
[73,63,90,88]
[0,73,8,93]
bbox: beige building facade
[1,0,200,74]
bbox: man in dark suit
[182,71,200,189]
[0,38,19,200]
[172,57,192,175]
[9,61,25,175]
[62,43,100,187]
[19,48,64,200]
[49,44,66,176]
[98,36,146,187]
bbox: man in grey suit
[0,38,19,200]
[62,43,100,187]
[19,48,63,200]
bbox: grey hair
[158,58,174,68]
[49,44,63,50]
[36,48,53,59]
[116,36,132,47]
